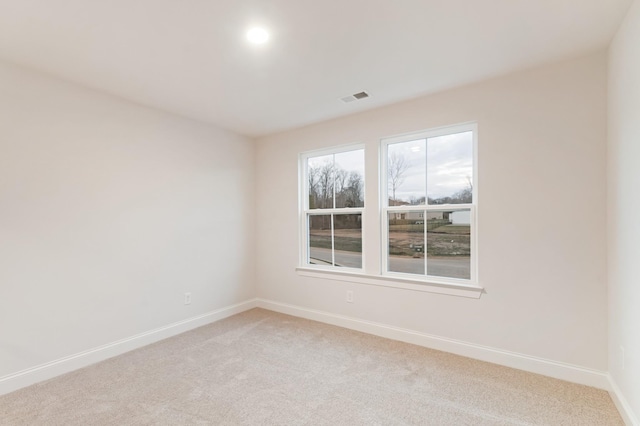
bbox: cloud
[390,131,472,201]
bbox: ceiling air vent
[340,91,370,103]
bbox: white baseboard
[0,298,258,396]
[608,375,640,426]
[256,298,610,390]
[4,297,634,423]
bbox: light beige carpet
[0,308,623,425]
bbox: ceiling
[0,0,632,137]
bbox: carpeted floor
[0,308,624,425]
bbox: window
[298,123,478,295]
[382,123,476,284]
[300,146,365,270]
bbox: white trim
[2,296,627,419]
[380,122,478,286]
[385,203,473,211]
[608,375,640,426]
[306,208,365,215]
[299,142,366,159]
[0,299,258,396]
[381,121,480,145]
[296,267,483,298]
[257,298,610,390]
[299,144,366,272]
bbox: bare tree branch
[388,151,408,205]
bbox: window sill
[295,267,484,299]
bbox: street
[309,247,470,279]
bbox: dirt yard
[310,225,469,257]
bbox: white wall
[0,61,255,379]
[255,52,608,372]
[609,0,640,422]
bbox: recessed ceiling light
[246,27,269,45]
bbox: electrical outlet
[346,290,354,303]
[184,292,192,305]
[620,345,625,370]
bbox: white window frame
[299,143,365,272]
[296,123,482,299]
[381,122,478,287]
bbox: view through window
[304,147,364,269]
[299,123,476,286]
[383,124,475,281]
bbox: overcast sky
[389,131,473,202]
[307,131,472,202]
[307,149,365,181]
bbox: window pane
[308,154,334,209]
[308,214,332,265]
[388,211,425,275]
[333,214,362,268]
[426,210,471,279]
[334,150,365,208]
[427,131,473,205]
[308,214,362,269]
[387,139,426,206]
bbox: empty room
[1,0,639,424]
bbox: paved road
[389,255,470,279]
[309,247,470,279]
[310,247,362,268]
